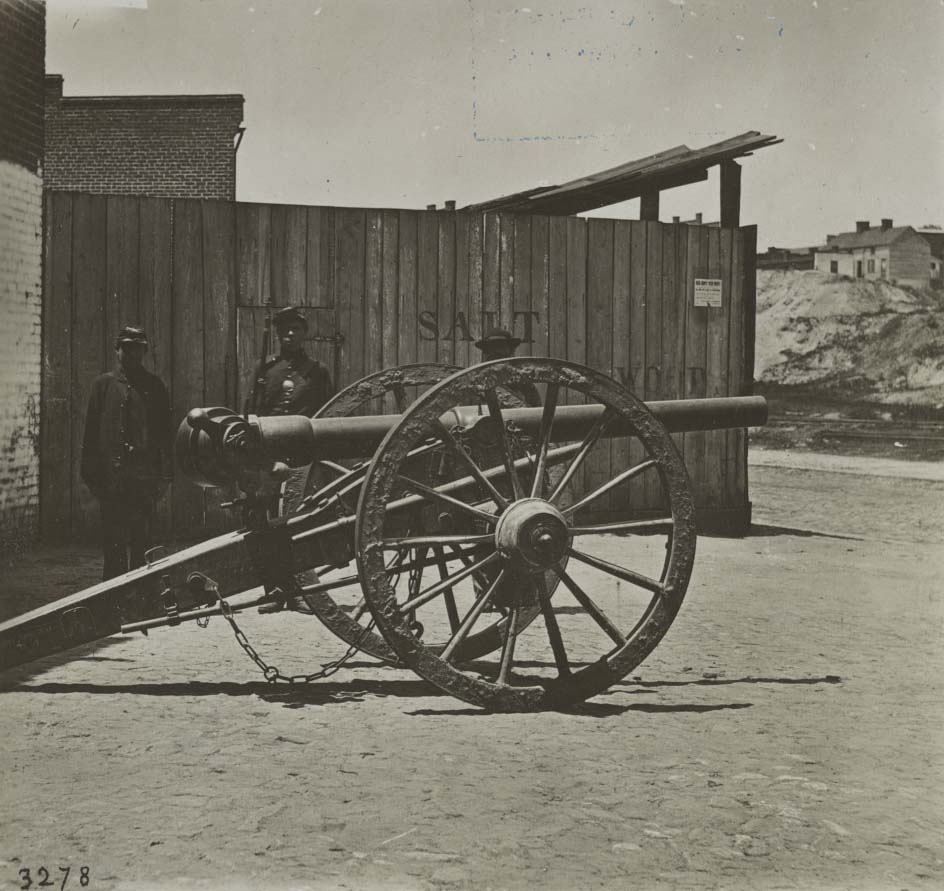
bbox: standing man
[81,326,172,580]
[252,306,334,417]
[474,327,541,408]
[251,307,334,614]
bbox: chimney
[444,200,456,211]
[856,220,870,233]
[826,234,837,243]
[45,74,63,100]
[672,216,680,224]
[426,204,436,211]
[881,218,893,230]
[695,212,703,224]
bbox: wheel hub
[494,498,570,571]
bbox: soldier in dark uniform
[474,327,541,408]
[253,307,334,613]
[81,326,172,580]
[253,306,334,417]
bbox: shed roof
[463,131,781,215]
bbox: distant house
[814,219,932,289]
[756,246,816,271]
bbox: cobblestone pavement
[1,461,942,891]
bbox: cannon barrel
[179,396,767,488]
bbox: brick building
[45,75,244,200]
[0,0,45,547]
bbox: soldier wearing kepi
[252,306,334,614]
[81,326,173,580]
[474,326,541,408]
[253,306,334,417]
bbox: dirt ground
[1,452,942,891]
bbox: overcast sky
[47,0,943,250]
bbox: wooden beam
[720,159,742,228]
[524,167,710,217]
[639,190,660,221]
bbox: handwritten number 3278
[18,866,90,889]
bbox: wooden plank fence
[41,191,756,542]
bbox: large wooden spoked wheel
[355,358,697,711]
[283,364,546,666]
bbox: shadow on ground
[2,672,842,717]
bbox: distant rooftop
[818,220,915,252]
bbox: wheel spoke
[381,533,493,551]
[567,547,665,596]
[484,390,525,500]
[548,407,618,505]
[398,551,500,614]
[433,546,462,633]
[383,548,478,577]
[563,459,657,516]
[447,544,495,593]
[550,564,626,647]
[535,575,571,678]
[496,605,520,685]
[431,418,510,510]
[570,518,674,536]
[529,382,560,498]
[408,546,428,602]
[287,438,444,526]
[378,441,583,521]
[392,382,409,413]
[317,458,356,477]
[441,568,506,663]
[396,475,498,525]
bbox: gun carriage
[0,358,766,711]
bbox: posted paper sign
[694,278,723,307]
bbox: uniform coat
[254,352,334,417]
[81,366,172,579]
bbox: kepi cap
[474,327,522,350]
[273,306,309,329]
[116,325,149,348]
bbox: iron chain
[216,591,375,685]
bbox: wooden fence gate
[41,191,757,543]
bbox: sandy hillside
[755,269,944,405]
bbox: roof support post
[720,159,741,228]
[639,189,660,222]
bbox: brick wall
[45,76,244,200]
[0,0,45,548]
[0,0,45,173]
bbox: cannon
[0,358,767,711]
